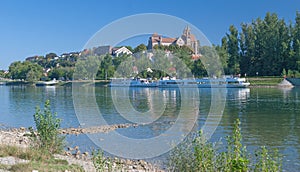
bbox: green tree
[239,24,256,76]
[200,46,224,77]
[292,12,300,72]
[0,70,5,78]
[45,53,57,61]
[8,61,43,81]
[114,55,135,78]
[74,56,101,80]
[227,25,240,75]
[48,67,66,80]
[113,53,131,69]
[215,37,229,73]
[135,53,152,78]
[125,46,134,52]
[191,59,207,77]
[97,54,115,80]
[133,44,147,54]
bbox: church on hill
[147,26,199,55]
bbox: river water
[0,85,299,171]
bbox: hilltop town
[0,26,203,82]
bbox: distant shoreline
[1,77,298,88]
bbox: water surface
[0,85,299,171]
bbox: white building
[112,46,133,57]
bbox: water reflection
[226,87,300,171]
[103,87,200,138]
[6,86,77,128]
[1,85,300,170]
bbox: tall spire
[184,25,191,36]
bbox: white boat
[158,77,250,88]
[109,78,157,87]
[36,79,59,86]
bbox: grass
[247,77,283,86]
[0,145,84,172]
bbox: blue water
[0,85,299,171]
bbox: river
[0,85,299,171]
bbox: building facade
[147,26,199,55]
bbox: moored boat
[109,78,157,87]
[36,79,59,86]
[158,77,250,88]
[109,77,250,88]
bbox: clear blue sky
[0,0,299,70]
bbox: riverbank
[0,126,164,172]
[2,78,284,87]
[2,80,111,87]
[246,77,283,87]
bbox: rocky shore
[0,125,165,172]
[60,123,139,135]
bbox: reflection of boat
[109,78,157,87]
[158,77,250,88]
[36,79,59,86]
[231,88,250,100]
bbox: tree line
[217,12,300,77]
[73,45,207,80]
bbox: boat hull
[158,78,250,88]
[36,80,59,86]
[109,78,250,88]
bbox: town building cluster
[25,26,199,63]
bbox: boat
[158,77,250,88]
[36,79,59,86]
[109,78,157,87]
[109,76,250,88]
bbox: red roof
[191,54,201,60]
[151,37,177,44]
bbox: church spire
[184,25,191,36]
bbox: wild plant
[29,100,65,154]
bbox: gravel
[0,126,165,172]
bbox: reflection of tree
[129,88,151,113]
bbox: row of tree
[73,45,206,80]
[218,12,300,77]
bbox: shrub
[168,118,282,172]
[29,100,65,154]
[92,150,115,172]
[92,150,106,172]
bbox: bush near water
[167,119,282,172]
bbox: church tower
[181,26,198,55]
